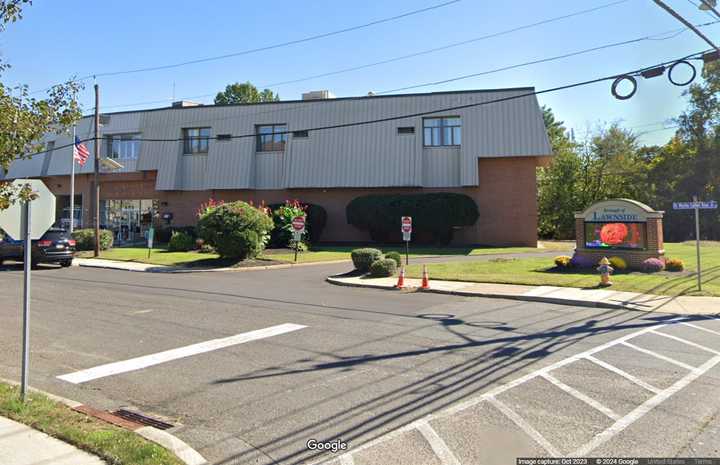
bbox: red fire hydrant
[597,257,614,287]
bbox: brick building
[3,88,552,246]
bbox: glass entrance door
[101,199,158,245]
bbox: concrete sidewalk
[0,416,105,465]
[73,257,349,273]
[328,275,720,314]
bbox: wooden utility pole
[93,84,101,257]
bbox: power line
[85,0,633,112]
[25,0,461,96]
[653,0,719,50]
[13,49,709,163]
[89,19,718,114]
[84,0,462,79]
[375,23,718,95]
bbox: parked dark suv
[0,228,75,268]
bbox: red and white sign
[292,216,306,232]
[401,216,412,233]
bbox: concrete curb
[325,276,630,311]
[0,377,208,465]
[75,257,350,273]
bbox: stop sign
[401,216,412,233]
[292,216,306,232]
[0,179,56,240]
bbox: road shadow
[207,311,707,465]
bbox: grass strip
[0,382,184,465]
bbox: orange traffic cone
[396,266,405,289]
[421,264,430,289]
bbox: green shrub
[168,231,194,252]
[665,258,684,272]
[608,256,628,271]
[351,248,383,272]
[346,193,479,244]
[289,240,309,252]
[554,255,572,268]
[199,243,216,254]
[197,201,274,259]
[72,229,114,251]
[385,251,402,267]
[369,258,397,277]
[269,200,328,247]
[155,226,196,244]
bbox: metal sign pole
[21,200,31,402]
[694,198,702,292]
[405,240,409,265]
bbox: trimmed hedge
[72,229,114,251]
[168,231,194,252]
[346,193,479,244]
[385,251,402,267]
[369,258,397,277]
[155,226,197,244]
[351,248,383,272]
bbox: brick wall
[39,156,542,246]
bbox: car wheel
[60,260,73,268]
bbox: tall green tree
[214,82,279,105]
[537,106,583,238]
[0,0,82,208]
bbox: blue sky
[2,0,718,145]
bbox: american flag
[73,136,89,166]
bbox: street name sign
[673,201,718,210]
[0,179,56,240]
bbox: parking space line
[573,353,720,456]
[541,373,621,421]
[649,330,720,355]
[416,420,461,465]
[584,355,661,394]
[487,396,560,456]
[57,323,307,384]
[620,341,695,371]
[680,322,720,337]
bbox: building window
[106,134,141,159]
[183,127,211,154]
[423,117,461,146]
[256,124,287,152]
[292,130,309,138]
[397,126,415,135]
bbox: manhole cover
[112,409,174,430]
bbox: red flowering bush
[197,201,274,259]
[600,223,628,246]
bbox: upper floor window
[423,117,461,147]
[256,124,287,152]
[106,134,141,160]
[183,127,210,154]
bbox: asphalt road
[0,262,719,465]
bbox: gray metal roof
[4,88,552,190]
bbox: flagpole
[70,126,76,234]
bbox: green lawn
[405,242,720,297]
[77,242,573,267]
[0,383,184,465]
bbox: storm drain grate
[112,409,174,430]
